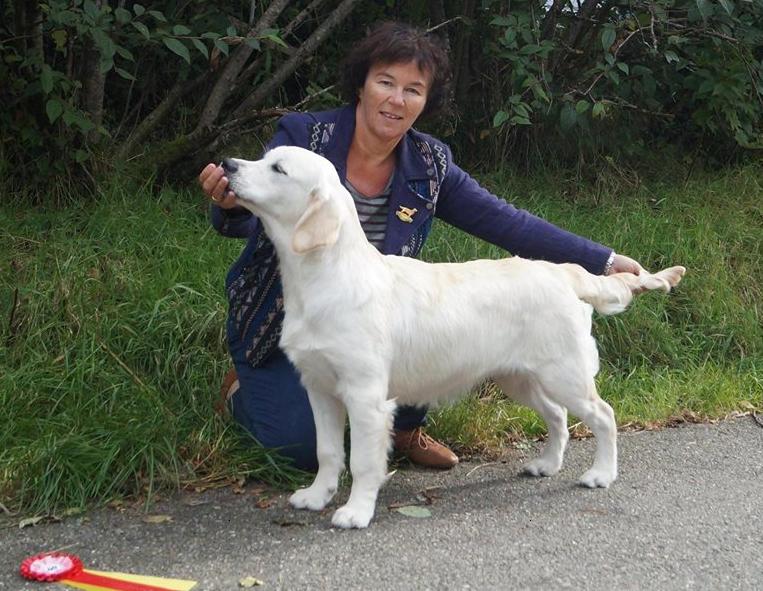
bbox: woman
[199,22,643,472]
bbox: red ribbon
[20,552,178,590]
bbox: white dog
[226,146,685,529]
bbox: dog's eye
[271,162,287,175]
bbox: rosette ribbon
[20,552,196,591]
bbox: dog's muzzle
[221,158,238,174]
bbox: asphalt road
[2,417,761,591]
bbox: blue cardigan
[211,106,613,367]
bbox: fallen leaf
[181,496,209,507]
[239,576,265,587]
[254,497,274,509]
[60,507,84,517]
[394,506,431,518]
[569,422,593,439]
[228,475,247,494]
[386,501,410,510]
[417,488,441,505]
[19,516,45,529]
[248,485,268,496]
[142,514,173,524]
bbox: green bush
[477,0,763,166]
[2,1,761,196]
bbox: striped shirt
[344,174,393,251]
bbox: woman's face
[356,61,431,143]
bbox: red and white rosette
[19,550,196,590]
[20,552,84,582]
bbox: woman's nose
[388,89,405,105]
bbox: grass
[423,163,762,449]
[0,181,306,515]
[1,163,761,514]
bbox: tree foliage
[1,0,761,198]
[477,0,763,164]
[1,0,358,196]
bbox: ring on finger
[210,194,222,203]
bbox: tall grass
[423,164,762,449]
[1,183,305,515]
[1,164,761,513]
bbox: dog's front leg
[331,392,395,529]
[289,389,346,511]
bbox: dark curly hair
[339,22,452,120]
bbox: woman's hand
[608,253,645,276]
[199,163,238,209]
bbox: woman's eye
[271,163,286,175]
[406,88,421,96]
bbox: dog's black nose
[221,158,238,174]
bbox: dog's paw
[579,468,617,489]
[289,486,335,511]
[331,504,374,529]
[522,458,561,477]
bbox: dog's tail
[559,263,686,315]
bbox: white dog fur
[226,145,686,529]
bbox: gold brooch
[395,206,418,223]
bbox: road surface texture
[2,417,761,590]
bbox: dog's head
[224,146,345,254]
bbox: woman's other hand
[608,253,645,276]
[199,163,238,209]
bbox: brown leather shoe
[216,368,239,415]
[393,428,459,469]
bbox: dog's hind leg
[537,370,618,488]
[290,389,347,511]
[496,374,569,477]
[574,389,617,488]
[331,390,395,529]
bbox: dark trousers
[229,349,427,471]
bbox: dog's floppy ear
[291,181,342,254]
